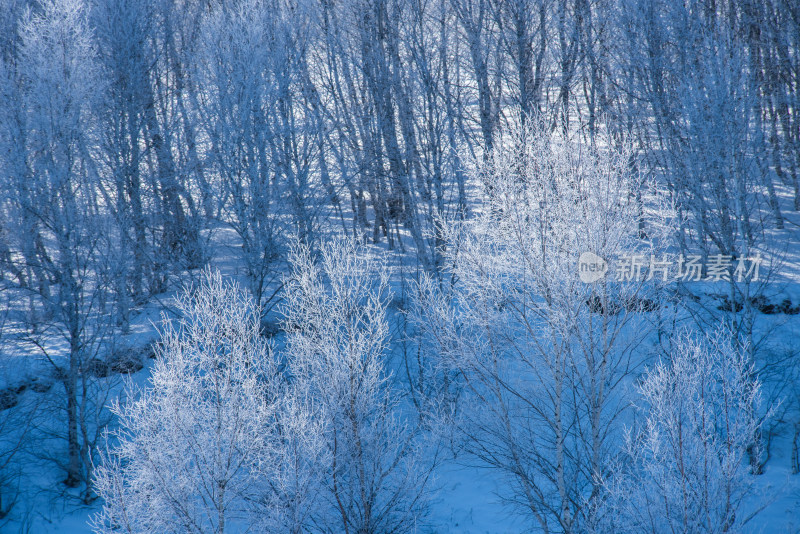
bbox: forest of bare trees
[0,0,798,532]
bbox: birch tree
[92,271,305,534]
[10,0,108,497]
[284,239,432,533]
[194,0,287,312]
[415,117,672,532]
[92,0,157,322]
[598,326,767,534]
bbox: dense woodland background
[0,0,799,532]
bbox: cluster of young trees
[598,329,766,534]
[94,245,430,534]
[0,0,793,530]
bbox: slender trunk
[65,345,81,488]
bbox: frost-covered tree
[194,0,326,313]
[91,0,157,320]
[414,117,672,532]
[257,387,328,534]
[597,326,767,534]
[93,270,329,534]
[283,239,432,534]
[194,0,287,313]
[3,0,110,496]
[616,0,780,345]
[93,271,278,534]
[139,0,206,275]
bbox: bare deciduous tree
[597,326,768,534]
[284,239,433,534]
[415,117,671,532]
[93,271,281,534]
